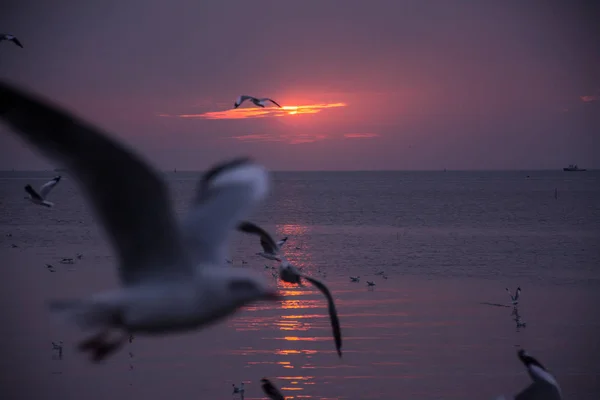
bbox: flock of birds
[0,72,563,398]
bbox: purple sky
[1,0,598,170]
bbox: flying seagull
[261,378,285,400]
[0,34,23,48]
[0,81,281,362]
[506,286,521,306]
[24,175,61,207]
[496,349,562,400]
[234,95,282,109]
[237,221,342,358]
[238,222,285,261]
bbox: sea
[0,170,599,400]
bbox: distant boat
[563,164,586,172]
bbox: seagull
[59,257,74,264]
[0,81,282,363]
[374,271,385,276]
[237,221,342,357]
[238,222,284,261]
[276,236,289,248]
[232,382,245,395]
[382,275,388,280]
[46,264,56,272]
[234,95,282,109]
[506,286,521,305]
[24,176,61,207]
[496,349,562,400]
[76,253,83,260]
[261,378,285,400]
[350,276,360,282]
[0,34,23,48]
[367,281,376,287]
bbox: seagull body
[506,286,521,305]
[350,276,360,282]
[24,176,61,207]
[234,95,282,109]
[232,382,245,395]
[0,81,281,362]
[367,281,375,287]
[0,34,23,48]
[46,264,56,272]
[497,349,562,400]
[261,378,285,400]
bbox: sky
[0,0,598,171]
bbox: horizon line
[0,168,595,173]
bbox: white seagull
[237,221,342,358]
[496,349,562,400]
[0,81,282,363]
[506,286,521,306]
[234,95,282,109]
[261,378,285,400]
[1,34,23,48]
[24,175,61,207]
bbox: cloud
[343,133,380,139]
[231,133,327,144]
[161,102,347,120]
[580,95,599,103]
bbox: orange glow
[161,102,347,120]
[344,133,380,138]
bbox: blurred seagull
[496,349,562,400]
[350,276,360,282]
[1,34,23,48]
[0,81,282,363]
[234,95,282,109]
[24,175,61,207]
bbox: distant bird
[24,176,61,207]
[237,221,342,358]
[367,281,376,287]
[496,349,562,400]
[295,241,303,250]
[374,271,385,276]
[46,264,56,272]
[261,378,285,400]
[350,276,360,282]
[382,275,388,280]
[232,382,245,395]
[59,257,74,264]
[234,95,282,109]
[0,34,23,48]
[11,244,18,248]
[238,222,284,262]
[76,253,83,260]
[506,286,521,305]
[0,81,282,363]
[52,341,63,359]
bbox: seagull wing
[234,95,255,108]
[38,175,61,198]
[514,381,561,400]
[24,184,43,201]
[11,37,24,48]
[181,159,269,267]
[237,221,279,255]
[261,379,285,400]
[276,236,288,248]
[301,274,343,357]
[0,81,191,285]
[260,98,282,108]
